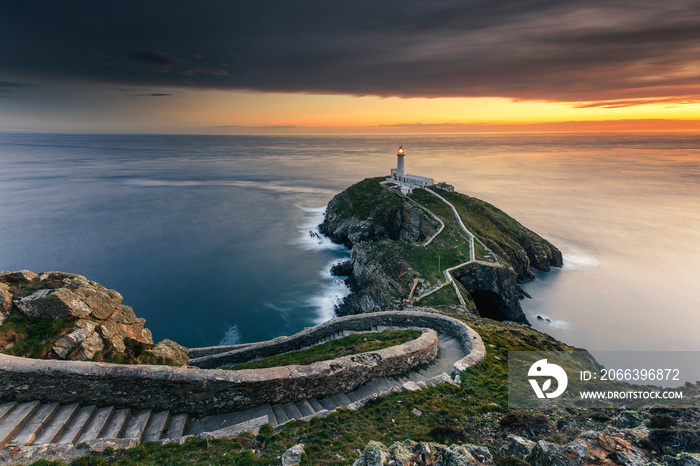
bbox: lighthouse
[387,146,435,191]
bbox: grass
[331,177,404,222]
[0,309,75,358]
[69,308,592,465]
[418,285,461,307]
[222,329,421,370]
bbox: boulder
[442,444,479,465]
[281,443,305,466]
[52,321,97,359]
[15,288,91,320]
[526,440,578,466]
[146,339,190,366]
[353,440,390,466]
[499,435,536,460]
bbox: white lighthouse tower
[387,146,435,191]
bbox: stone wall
[190,310,481,371]
[0,310,485,416]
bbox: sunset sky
[1,0,700,133]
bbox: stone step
[376,325,389,332]
[282,402,302,421]
[329,393,352,409]
[10,402,59,446]
[0,402,17,423]
[408,372,428,383]
[77,406,115,443]
[57,405,96,445]
[318,397,336,412]
[32,403,80,445]
[121,410,152,442]
[308,399,323,413]
[0,401,41,447]
[371,325,378,332]
[101,408,130,440]
[271,405,288,425]
[295,400,314,418]
[163,414,188,440]
[142,411,170,442]
[347,378,393,403]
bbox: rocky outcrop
[340,242,420,315]
[320,177,441,249]
[451,263,527,323]
[354,429,657,466]
[0,271,188,366]
[352,439,493,465]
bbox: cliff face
[321,178,562,323]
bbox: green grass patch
[0,309,75,358]
[332,177,404,222]
[418,285,460,307]
[223,329,421,370]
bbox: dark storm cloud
[2,0,700,104]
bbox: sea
[1,132,699,369]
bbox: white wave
[123,178,335,196]
[309,259,352,324]
[533,315,571,329]
[293,205,348,251]
[219,324,242,345]
[559,242,600,271]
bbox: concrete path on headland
[409,187,504,306]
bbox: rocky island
[321,177,562,323]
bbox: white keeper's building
[388,146,435,189]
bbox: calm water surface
[1,133,698,362]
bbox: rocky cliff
[320,178,562,323]
[0,270,188,366]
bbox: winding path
[382,182,504,306]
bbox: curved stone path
[0,313,484,447]
[185,325,468,436]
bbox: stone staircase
[0,401,188,447]
[185,329,465,435]
[0,326,467,446]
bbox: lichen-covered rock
[51,320,105,360]
[442,444,479,465]
[353,440,390,466]
[281,443,305,466]
[499,435,536,460]
[353,440,492,465]
[146,339,189,366]
[611,411,646,428]
[526,440,578,466]
[15,288,92,320]
[0,282,12,325]
[664,452,700,466]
